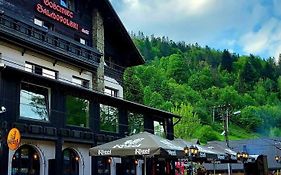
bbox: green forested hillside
[123,32,281,143]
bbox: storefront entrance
[63,148,79,175]
[11,145,40,175]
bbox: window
[154,121,166,138]
[100,104,119,133]
[63,148,79,175]
[34,18,43,27]
[128,112,144,135]
[20,83,49,121]
[104,87,118,97]
[60,0,75,11]
[34,18,54,30]
[12,145,40,175]
[74,35,88,46]
[80,38,86,45]
[66,96,89,127]
[72,76,90,88]
[97,157,110,175]
[25,62,57,79]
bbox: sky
[109,0,281,61]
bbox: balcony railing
[0,13,101,69]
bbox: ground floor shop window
[63,148,79,175]
[97,157,111,175]
[66,96,89,127]
[118,157,136,175]
[12,145,40,175]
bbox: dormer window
[60,0,75,11]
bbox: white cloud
[240,17,281,60]
[110,0,281,59]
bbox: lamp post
[237,152,249,175]
[184,145,199,175]
[275,156,281,175]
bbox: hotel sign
[36,0,89,35]
[7,128,21,150]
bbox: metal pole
[212,107,215,123]
[144,156,146,175]
[213,162,216,175]
[191,159,193,175]
[224,108,232,175]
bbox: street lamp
[275,156,281,175]
[276,155,281,162]
[184,145,199,175]
[237,152,249,162]
[237,152,249,174]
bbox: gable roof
[96,0,145,67]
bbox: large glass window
[97,157,110,175]
[12,145,40,175]
[128,112,144,135]
[63,148,79,175]
[66,96,89,127]
[154,121,166,138]
[20,83,49,121]
[100,104,119,133]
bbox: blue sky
[110,0,281,60]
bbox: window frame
[72,76,90,88]
[19,82,51,122]
[104,87,118,97]
[99,104,119,133]
[128,111,144,135]
[153,120,166,138]
[65,95,90,128]
[25,62,58,80]
[34,17,54,31]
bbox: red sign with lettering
[36,0,89,35]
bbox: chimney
[92,8,105,92]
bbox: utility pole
[213,104,232,175]
[223,107,232,175]
[223,107,230,148]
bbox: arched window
[63,148,79,175]
[12,145,40,175]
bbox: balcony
[0,13,101,70]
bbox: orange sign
[7,128,21,150]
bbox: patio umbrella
[89,131,184,175]
[205,142,238,163]
[172,139,228,162]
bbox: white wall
[0,41,93,89]
[104,75,123,98]
[0,41,125,98]
[7,140,93,175]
